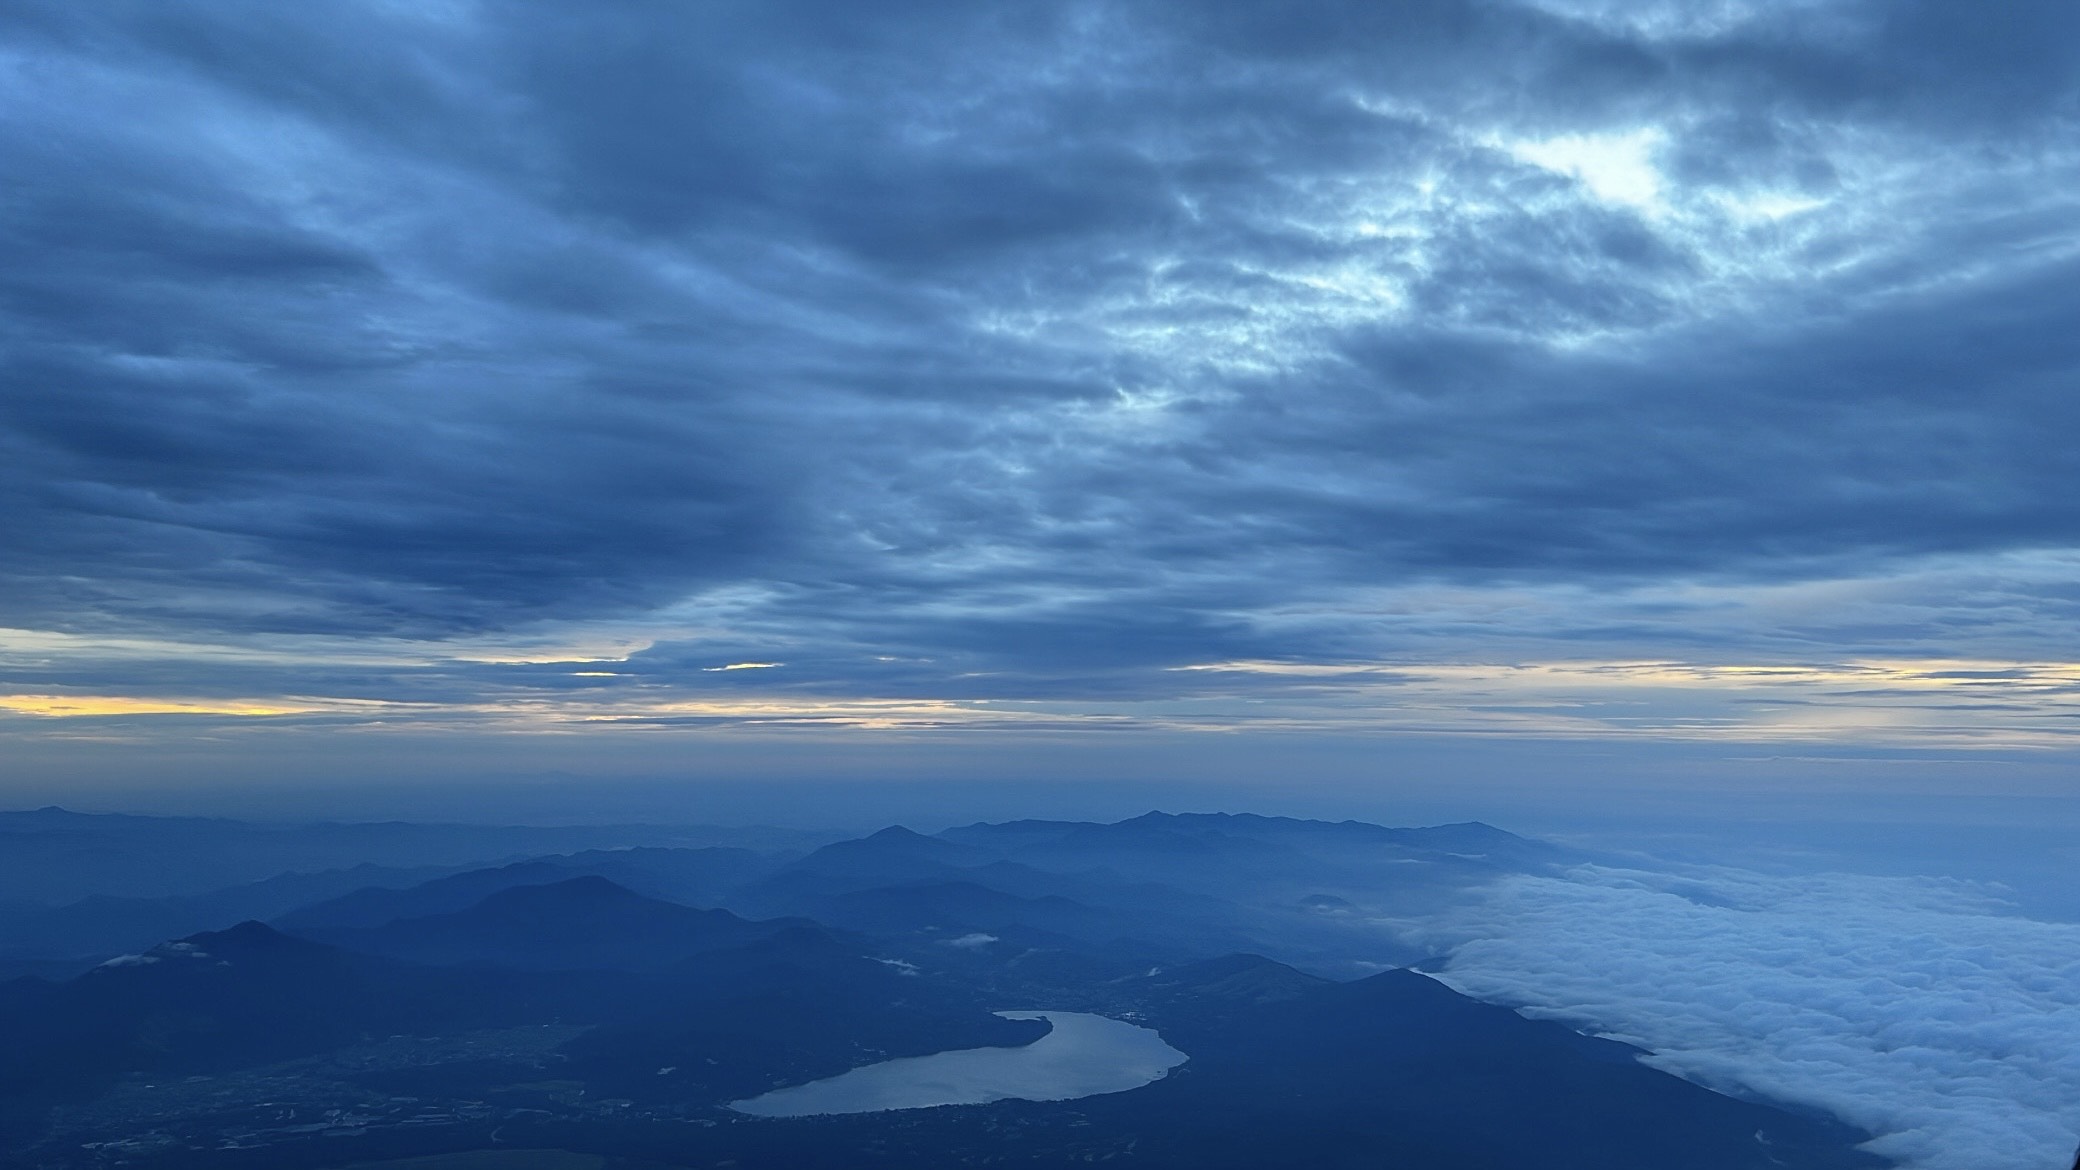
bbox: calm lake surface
[728,1011,1187,1118]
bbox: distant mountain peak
[8,805,99,823]
[183,919,297,949]
[452,875,718,924]
[833,825,952,854]
[1432,820,1511,836]
[866,825,934,841]
[482,873,644,904]
[1140,952,1328,1004]
[790,825,977,875]
[211,918,280,939]
[97,919,339,970]
[302,873,802,973]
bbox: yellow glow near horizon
[1158,657,2080,747]
[8,655,2080,748]
[0,694,322,718]
[0,625,661,671]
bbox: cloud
[1,0,2078,762]
[1391,862,2080,1170]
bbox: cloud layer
[1403,863,2080,1170]
[3,1,2079,764]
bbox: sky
[3,0,2079,828]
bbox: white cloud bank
[1388,863,2080,1170]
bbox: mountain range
[0,810,1887,1169]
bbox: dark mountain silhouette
[0,815,1891,1170]
[928,815,1333,895]
[793,879,1129,943]
[1071,958,1888,1170]
[924,812,1574,970]
[787,825,988,880]
[0,807,816,905]
[554,844,787,906]
[941,811,1566,874]
[1135,952,1330,1008]
[0,863,470,962]
[276,846,786,933]
[0,921,615,1140]
[274,858,589,931]
[1127,811,1539,852]
[0,843,796,969]
[1023,813,1308,864]
[726,825,1255,956]
[297,877,808,971]
[725,829,1034,920]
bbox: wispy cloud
[1,0,2076,779]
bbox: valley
[0,810,1887,1169]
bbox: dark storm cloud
[3,0,2077,709]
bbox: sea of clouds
[1386,861,2080,1170]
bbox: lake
[728,1011,1187,1117]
